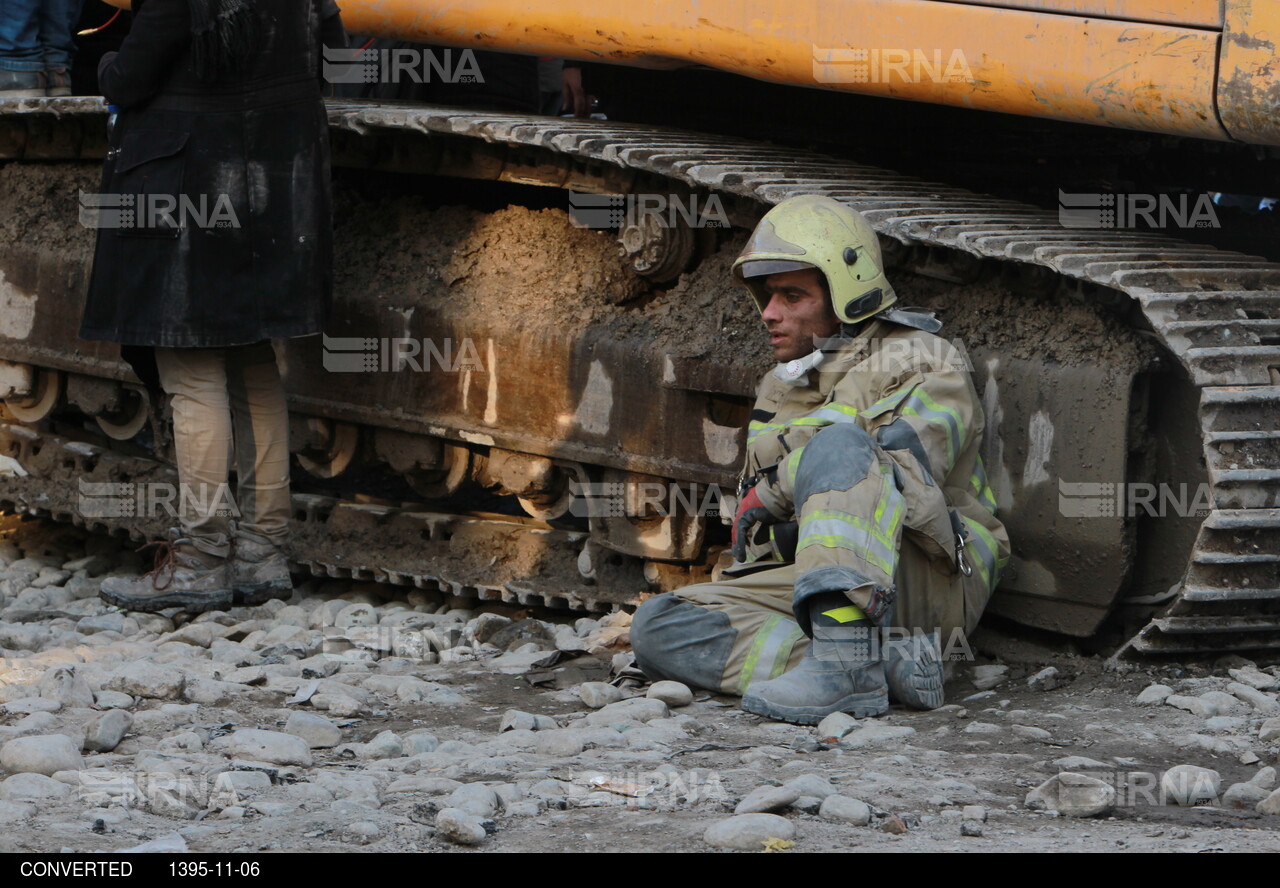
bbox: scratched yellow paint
[97,0,1279,144]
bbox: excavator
[0,0,1276,657]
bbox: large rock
[1161,765,1222,806]
[104,662,184,700]
[212,730,312,767]
[1228,683,1280,715]
[284,711,342,748]
[703,813,796,850]
[37,667,94,708]
[447,784,502,818]
[1165,695,1218,719]
[0,772,72,802]
[0,735,83,775]
[82,710,132,753]
[1025,773,1115,817]
[1260,718,1280,743]
[818,794,871,825]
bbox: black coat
[80,0,345,348]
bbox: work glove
[732,485,780,563]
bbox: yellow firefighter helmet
[732,195,897,324]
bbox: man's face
[758,267,841,362]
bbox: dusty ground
[0,516,1277,854]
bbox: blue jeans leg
[40,0,86,70]
[0,0,44,71]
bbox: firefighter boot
[99,532,232,614]
[231,529,293,606]
[741,590,888,725]
[884,628,945,710]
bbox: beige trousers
[154,341,291,557]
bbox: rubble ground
[0,516,1277,853]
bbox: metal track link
[0,423,627,613]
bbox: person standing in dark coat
[82,0,346,612]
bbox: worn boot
[99,532,232,613]
[741,590,888,725]
[884,629,945,710]
[231,530,292,605]
[44,68,71,97]
[0,70,45,98]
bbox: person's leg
[631,565,807,697]
[153,346,237,554]
[37,0,85,94]
[98,347,234,613]
[225,340,293,603]
[0,0,45,96]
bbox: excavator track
[2,97,1278,655]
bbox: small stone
[961,820,983,837]
[962,805,987,822]
[1135,684,1173,706]
[435,807,488,845]
[703,813,796,850]
[1161,765,1221,806]
[212,730,313,767]
[647,681,693,707]
[1053,756,1108,770]
[963,722,1003,735]
[104,662,184,700]
[447,784,501,818]
[94,691,134,710]
[120,832,188,853]
[1027,667,1060,691]
[1256,788,1280,815]
[1025,773,1115,817]
[499,710,556,732]
[818,794,871,826]
[816,711,859,742]
[362,731,404,760]
[83,710,132,753]
[334,603,378,629]
[880,814,908,835]
[0,735,84,775]
[785,774,837,799]
[578,683,623,709]
[1260,718,1280,743]
[1221,782,1270,809]
[971,664,1008,691]
[1011,724,1052,742]
[1251,767,1277,790]
[735,783,803,815]
[343,821,382,845]
[839,723,915,748]
[585,697,669,726]
[1228,667,1278,691]
[285,711,342,748]
[1165,695,1217,719]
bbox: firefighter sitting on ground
[630,195,1009,725]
